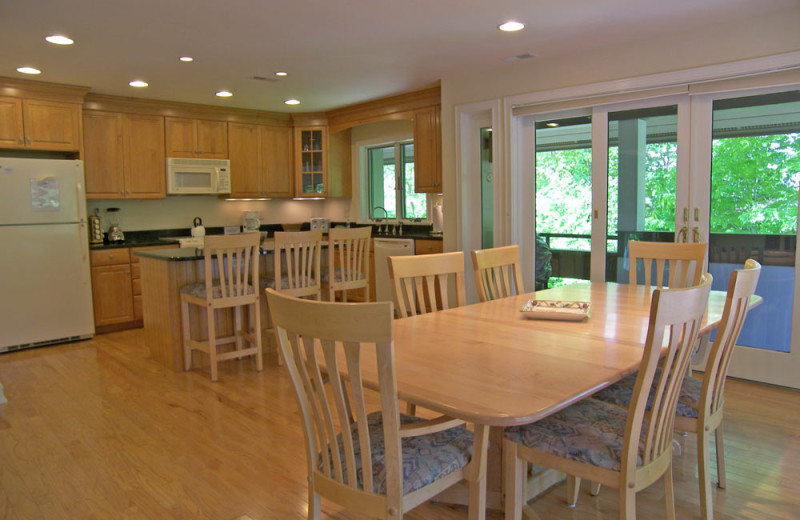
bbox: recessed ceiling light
[17,67,41,75]
[45,35,74,45]
[216,90,233,97]
[498,21,525,32]
[179,56,193,62]
[275,71,288,77]
[284,98,300,105]
[129,80,148,88]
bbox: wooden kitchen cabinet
[130,245,176,321]
[228,122,293,198]
[165,117,227,158]
[0,95,81,151]
[415,238,443,255]
[294,127,328,197]
[90,248,134,328]
[83,111,166,199]
[413,105,442,193]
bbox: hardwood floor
[0,329,797,519]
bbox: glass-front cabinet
[294,127,328,197]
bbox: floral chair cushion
[261,276,317,290]
[320,267,366,284]
[180,282,255,299]
[592,369,702,419]
[504,398,642,472]
[324,411,474,496]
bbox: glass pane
[535,115,591,288]
[709,91,800,353]
[401,143,426,219]
[480,128,493,248]
[368,145,396,219]
[607,105,678,284]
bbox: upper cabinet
[0,96,82,151]
[294,126,328,198]
[165,117,227,158]
[83,111,166,199]
[413,105,442,193]
[228,122,293,198]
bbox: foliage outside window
[367,142,427,220]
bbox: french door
[526,89,800,388]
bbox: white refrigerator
[0,158,94,352]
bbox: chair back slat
[472,245,525,302]
[628,241,707,289]
[623,274,712,471]
[203,233,260,302]
[274,230,323,299]
[389,252,466,318]
[327,227,372,301]
[704,259,761,417]
[266,290,396,496]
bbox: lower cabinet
[90,245,176,331]
[414,239,443,255]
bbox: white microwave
[166,158,231,195]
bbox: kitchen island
[135,246,276,371]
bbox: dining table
[358,281,762,512]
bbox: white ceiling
[1,0,796,112]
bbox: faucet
[373,206,388,234]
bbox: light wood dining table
[354,281,763,513]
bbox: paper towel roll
[432,203,443,233]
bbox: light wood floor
[0,329,798,520]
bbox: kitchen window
[367,141,427,220]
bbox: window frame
[365,139,429,222]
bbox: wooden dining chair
[321,226,371,302]
[628,240,707,289]
[264,230,323,299]
[471,245,525,302]
[265,289,489,520]
[592,260,761,520]
[389,251,466,318]
[503,274,713,520]
[180,233,263,382]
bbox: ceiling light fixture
[179,56,193,62]
[129,80,148,88]
[45,35,74,45]
[17,67,41,75]
[215,90,233,97]
[284,98,300,105]
[275,71,288,77]
[498,21,525,32]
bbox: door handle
[692,227,702,243]
[678,226,689,243]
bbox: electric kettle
[191,217,206,237]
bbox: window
[367,142,427,220]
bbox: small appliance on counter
[431,202,443,236]
[242,211,261,232]
[191,216,206,237]
[88,208,103,244]
[106,207,125,242]
[310,217,330,233]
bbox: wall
[438,6,800,251]
[87,197,349,232]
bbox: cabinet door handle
[26,137,31,144]
[18,136,23,144]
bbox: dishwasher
[374,238,415,303]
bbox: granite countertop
[91,222,441,251]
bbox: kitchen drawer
[133,295,143,321]
[132,278,142,296]
[415,239,442,255]
[131,262,141,279]
[90,248,131,266]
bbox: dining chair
[180,233,263,381]
[263,230,323,299]
[471,245,525,302]
[265,288,489,520]
[592,260,761,520]
[321,226,371,302]
[388,251,466,318]
[628,240,707,289]
[503,274,713,520]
